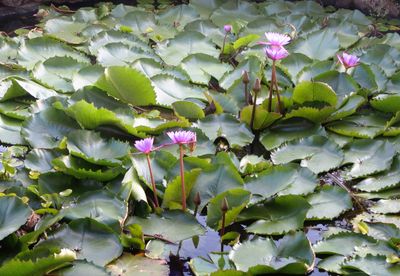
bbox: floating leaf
[180,53,233,84]
[156,31,219,66]
[0,196,31,241]
[36,218,122,266]
[260,119,323,150]
[292,81,337,107]
[306,186,353,220]
[126,211,205,243]
[326,113,389,139]
[17,37,89,70]
[52,260,109,276]
[293,29,340,60]
[95,66,156,106]
[242,195,311,235]
[369,199,400,214]
[172,101,205,120]
[107,253,169,276]
[66,129,130,166]
[245,164,317,200]
[25,149,60,173]
[52,155,124,181]
[0,248,76,276]
[355,156,400,192]
[97,43,160,67]
[63,190,128,232]
[151,74,206,106]
[229,232,314,274]
[343,139,395,178]
[189,253,236,276]
[314,71,359,102]
[0,114,24,145]
[343,254,400,275]
[32,56,89,93]
[21,107,80,149]
[271,135,344,174]
[284,106,336,123]
[194,114,254,148]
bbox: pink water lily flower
[265,47,289,61]
[134,137,154,154]
[259,32,291,48]
[337,52,360,69]
[167,130,196,144]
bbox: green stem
[146,154,159,208]
[179,144,186,211]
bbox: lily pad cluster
[1,0,400,275]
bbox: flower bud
[242,70,250,84]
[193,192,201,207]
[224,25,232,33]
[221,197,229,213]
[253,78,261,93]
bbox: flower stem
[179,144,186,211]
[250,92,258,131]
[244,82,249,105]
[272,62,282,114]
[221,33,228,55]
[220,212,226,252]
[250,79,261,131]
[267,61,275,112]
[146,154,159,208]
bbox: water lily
[167,130,196,145]
[259,32,291,48]
[337,52,360,71]
[134,137,159,208]
[134,137,154,154]
[265,47,289,61]
[167,130,197,211]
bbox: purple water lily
[167,130,196,145]
[259,32,291,48]
[337,52,360,70]
[265,47,289,61]
[134,137,154,154]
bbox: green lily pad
[107,253,169,276]
[126,211,205,243]
[36,218,122,266]
[229,232,314,274]
[0,196,31,241]
[66,129,130,166]
[271,135,344,174]
[245,164,317,200]
[306,186,353,220]
[242,195,311,235]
